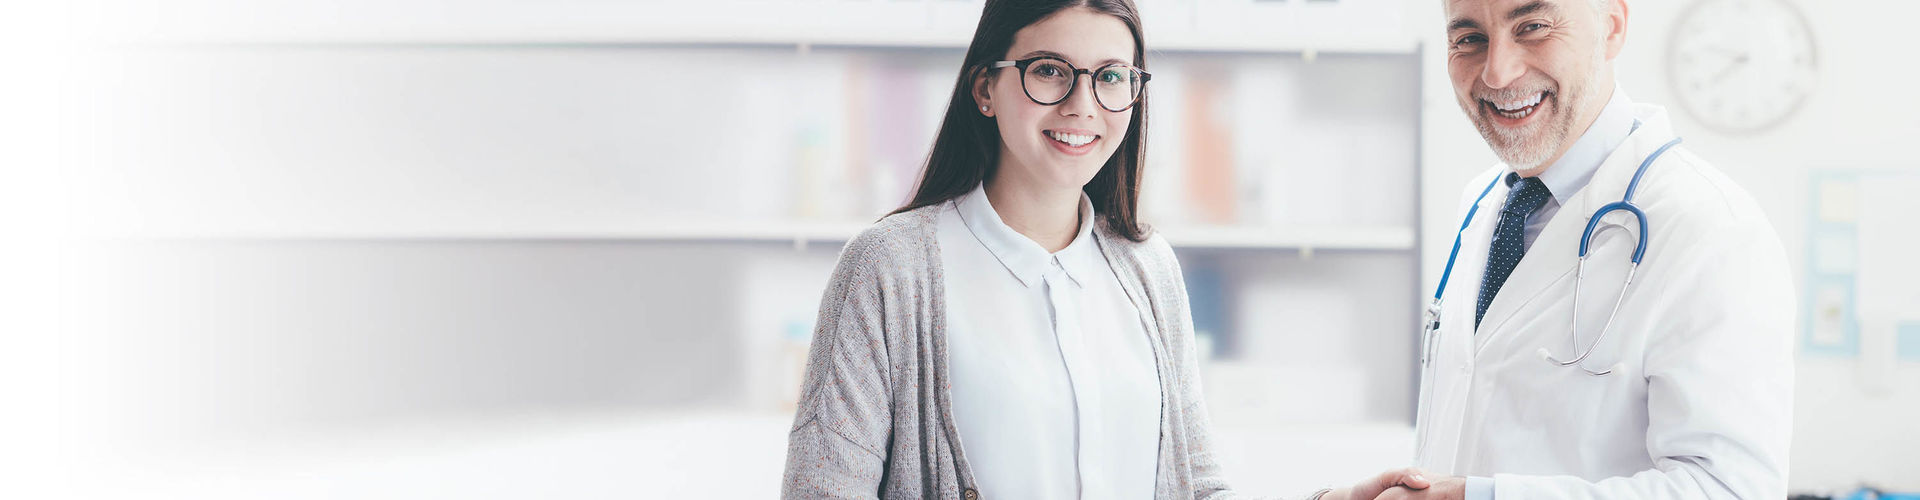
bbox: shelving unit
[74,4,1431,484]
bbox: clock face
[1666,0,1818,134]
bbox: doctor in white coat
[1392,1,1796,499]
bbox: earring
[981,105,989,113]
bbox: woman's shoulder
[1094,218,1179,272]
[832,203,947,281]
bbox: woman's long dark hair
[890,0,1151,242]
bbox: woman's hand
[1321,467,1431,500]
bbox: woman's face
[974,7,1138,193]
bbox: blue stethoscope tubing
[1421,137,1684,377]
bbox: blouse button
[964,488,978,500]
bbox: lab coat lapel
[1422,172,1504,474]
[1444,177,1507,342]
[1471,187,1582,347]
[1473,107,1677,349]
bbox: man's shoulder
[1637,146,1772,231]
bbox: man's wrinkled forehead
[1446,0,1566,31]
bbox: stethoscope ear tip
[1535,348,1553,360]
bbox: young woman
[782,1,1431,498]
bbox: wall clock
[1665,0,1818,134]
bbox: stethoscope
[1421,136,1683,377]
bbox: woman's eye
[1098,70,1124,84]
[1035,65,1063,77]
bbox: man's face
[1445,0,1616,173]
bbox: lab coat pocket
[1491,292,1629,390]
[1551,212,1647,369]
[1519,293,1628,377]
[1557,237,1641,376]
[1497,293,1653,471]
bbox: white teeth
[1047,131,1095,147]
[1498,107,1533,120]
[1494,92,1545,111]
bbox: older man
[1394,0,1796,499]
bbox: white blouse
[936,184,1161,499]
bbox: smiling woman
[779,1,1430,499]
[776,3,1178,494]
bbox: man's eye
[1521,23,1548,33]
[1455,34,1486,45]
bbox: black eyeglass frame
[988,56,1151,113]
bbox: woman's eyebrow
[1015,49,1069,60]
[1015,50,1132,66]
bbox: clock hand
[1697,45,1748,60]
[1709,54,1751,85]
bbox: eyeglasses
[989,56,1150,113]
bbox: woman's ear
[970,66,996,117]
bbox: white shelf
[1162,225,1415,251]
[113,222,1415,252]
[94,0,1420,55]
[94,410,1415,498]
[98,221,875,248]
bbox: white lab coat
[1414,104,1795,499]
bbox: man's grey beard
[1472,89,1578,172]
[1468,41,1610,172]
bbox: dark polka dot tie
[1476,172,1553,330]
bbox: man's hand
[1373,475,1465,500]
[1321,467,1432,500]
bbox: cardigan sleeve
[1135,235,1304,500]
[781,240,897,499]
[1150,238,1237,499]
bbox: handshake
[1321,468,1461,500]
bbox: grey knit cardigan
[780,203,1272,499]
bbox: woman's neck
[984,174,1082,254]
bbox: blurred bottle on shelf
[777,319,813,413]
[1183,68,1238,226]
[793,125,834,220]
